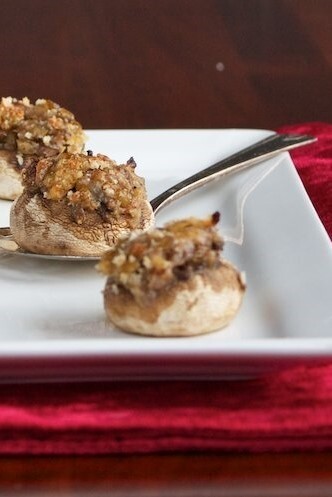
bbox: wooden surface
[1,453,332,495]
[1,0,332,493]
[0,0,331,130]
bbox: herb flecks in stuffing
[22,152,149,227]
[98,213,224,302]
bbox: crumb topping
[98,213,224,301]
[22,152,149,226]
[0,97,85,161]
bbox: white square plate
[0,129,332,382]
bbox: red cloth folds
[1,364,332,454]
[0,122,331,455]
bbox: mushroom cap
[10,191,154,256]
[0,150,23,200]
[103,261,245,336]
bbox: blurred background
[0,0,331,130]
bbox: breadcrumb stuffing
[0,97,85,160]
[22,152,149,227]
[98,214,224,301]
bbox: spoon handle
[150,133,316,214]
[0,133,316,245]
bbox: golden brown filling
[98,213,224,301]
[22,152,149,226]
[0,97,85,164]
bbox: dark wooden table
[1,0,332,494]
[1,0,331,130]
[1,453,332,496]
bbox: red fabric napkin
[0,122,331,455]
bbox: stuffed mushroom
[0,96,85,200]
[98,213,245,337]
[10,152,154,256]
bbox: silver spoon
[0,132,316,261]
